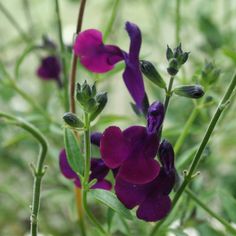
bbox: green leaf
[90,189,133,220]
[64,128,84,176]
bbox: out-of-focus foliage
[0,0,236,235]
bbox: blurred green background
[0,0,236,235]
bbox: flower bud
[90,92,108,121]
[179,52,190,65]
[140,60,166,89]
[167,58,179,76]
[147,101,164,135]
[166,45,174,61]
[159,140,175,174]
[201,61,221,85]
[173,85,205,99]
[63,112,84,128]
[91,132,102,146]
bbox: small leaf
[64,128,84,176]
[90,189,133,220]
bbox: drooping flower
[100,126,160,184]
[59,149,112,190]
[114,139,175,222]
[73,22,145,109]
[37,56,62,87]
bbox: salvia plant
[0,0,236,236]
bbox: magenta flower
[100,126,160,184]
[114,139,175,222]
[37,56,62,87]
[59,149,112,190]
[73,22,145,109]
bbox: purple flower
[59,149,112,190]
[100,126,160,184]
[90,132,102,146]
[114,139,175,222]
[73,22,145,109]
[37,56,62,86]
[147,101,165,135]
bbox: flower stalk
[150,73,236,236]
[0,112,48,236]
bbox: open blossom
[74,22,145,109]
[115,139,176,222]
[59,149,112,190]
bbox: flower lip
[100,125,160,184]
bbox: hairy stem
[164,76,175,112]
[0,112,48,236]
[150,73,236,236]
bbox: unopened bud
[63,112,84,128]
[174,85,205,99]
[140,60,166,89]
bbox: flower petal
[91,132,102,146]
[100,126,131,169]
[117,155,160,184]
[91,180,112,190]
[59,149,77,179]
[74,29,123,73]
[122,22,145,109]
[90,158,109,181]
[137,194,171,222]
[115,176,147,209]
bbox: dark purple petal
[123,126,159,159]
[74,29,124,73]
[100,126,131,169]
[90,158,109,181]
[122,22,145,109]
[91,180,112,190]
[159,140,175,174]
[147,102,165,135]
[59,149,77,179]
[37,56,61,80]
[74,177,82,188]
[137,194,171,222]
[117,155,160,184]
[115,176,147,209]
[91,132,102,146]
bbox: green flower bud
[174,85,205,99]
[166,45,174,61]
[63,112,84,128]
[179,52,190,65]
[140,60,166,89]
[167,58,179,76]
[90,92,108,121]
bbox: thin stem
[82,112,108,235]
[164,76,175,112]
[0,112,48,236]
[0,2,31,43]
[150,73,236,236]
[175,0,181,45]
[69,0,87,113]
[103,0,120,42]
[22,0,34,37]
[186,188,236,235]
[55,0,69,111]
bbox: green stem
[164,76,175,112]
[55,0,69,111]
[175,0,181,44]
[150,73,236,236]
[186,188,236,235]
[103,0,120,42]
[0,2,31,43]
[82,112,108,235]
[0,112,48,236]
